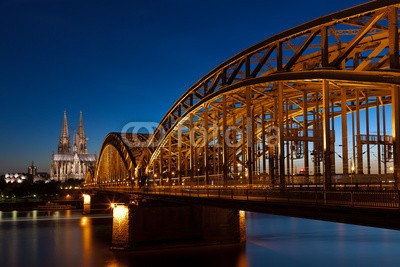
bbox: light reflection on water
[0,210,400,267]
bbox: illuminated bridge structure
[87,1,400,192]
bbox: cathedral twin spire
[58,110,70,154]
[58,110,87,154]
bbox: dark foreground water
[0,210,399,267]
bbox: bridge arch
[90,1,400,189]
[145,1,400,188]
[91,132,151,185]
[148,0,400,145]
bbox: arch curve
[94,132,151,185]
[90,1,400,188]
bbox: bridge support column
[388,8,398,184]
[204,105,210,185]
[261,106,267,181]
[303,91,310,182]
[341,87,349,177]
[178,124,182,185]
[278,82,285,188]
[355,89,364,174]
[222,95,228,184]
[111,204,131,249]
[392,85,400,189]
[246,87,253,185]
[82,194,91,214]
[159,148,163,186]
[322,80,332,189]
[376,98,382,175]
[366,93,371,175]
[110,201,246,250]
[190,114,195,183]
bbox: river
[0,209,399,267]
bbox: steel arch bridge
[87,132,151,185]
[86,0,400,190]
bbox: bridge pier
[82,194,91,214]
[111,204,131,249]
[110,200,246,250]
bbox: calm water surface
[0,210,399,267]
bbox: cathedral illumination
[50,110,96,182]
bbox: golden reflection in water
[80,216,89,227]
[80,216,93,267]
[53,211,60,218]
[32,210,37,220]
[236,249,249,267]
[30,211,38,264]
[12,210,17,221]
[60,210,74,257]
[105,260,120,267]
[0,211,2,220]
[239,210,246,244]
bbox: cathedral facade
[50,111,96,182]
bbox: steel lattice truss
[88,0,400,189]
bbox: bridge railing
[89,185,400,210]
[149,173,397,189]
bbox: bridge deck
[86,185,400,230]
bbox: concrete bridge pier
[111,203,131,249]
[82,194,91,214]
[110,200,246,250]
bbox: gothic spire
[78,110,85,138]
[61,109,69,138]
[77,111,87,154]
[58,109,71,154]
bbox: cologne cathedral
[50,111,96,182]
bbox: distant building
[28,161,37,176]
[1,162,50,184]
[4,173,27,183]
[50,111,96,182]
[33,172,51,183]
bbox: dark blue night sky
[0,0,367,173]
